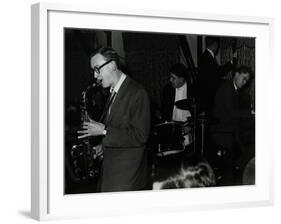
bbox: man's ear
[110,61,118,71]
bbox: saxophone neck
[81,80,100,123]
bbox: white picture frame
[31,2,274,221]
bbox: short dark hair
[170,63,188,79]
[90,46,121,69]
[235,65,252,76]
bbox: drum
[153,121,184,153]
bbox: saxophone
[70,79,103,181]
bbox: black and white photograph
[26,0,278,222]
[1,0,280,222]
[64,28,255,194]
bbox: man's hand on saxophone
[77,120,106,139]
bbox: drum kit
[153,98,215,157]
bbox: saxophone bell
[69,76,103,182]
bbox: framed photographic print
[31,2,274,221]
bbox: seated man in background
[210,65,252,185]
[159,63,194,149]
[161,63,194,123]
[153,153,216,189]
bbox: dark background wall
[64,28,255,114]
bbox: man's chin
[102,82,109,88]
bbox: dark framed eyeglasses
[91,59,113,75]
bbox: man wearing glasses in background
[78,47,151,192]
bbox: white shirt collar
[176,82,187,93]
[206,48,215,58]
[173,82,191,122]
[174,82,187,104]
[110,73,126,93]
[233,81,238,91]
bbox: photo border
[31,2,274,221]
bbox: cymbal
[154,121,182,128]
[174,99,194,110]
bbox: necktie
[107,91,116,116]
[99,91,116,123]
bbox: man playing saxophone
[78,47,151,192]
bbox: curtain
[122,32,181,108]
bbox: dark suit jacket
[197,50,233,114]
[100,76,151,192]
[211,80,250,149]
[161,83,192,122]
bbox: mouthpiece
[96,79,102,86]
[90,79,101,88]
